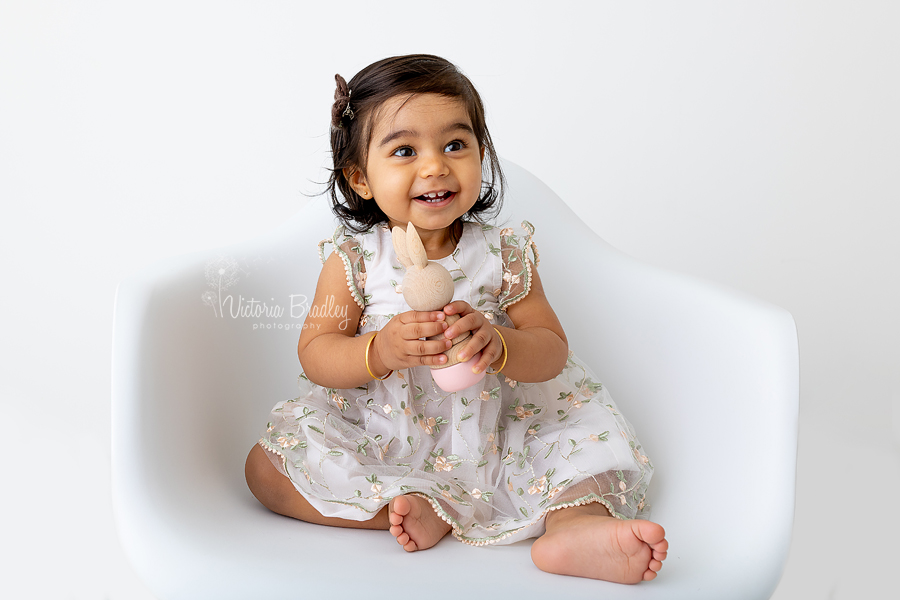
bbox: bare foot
[531,503,668,583]
[388,495,452,552]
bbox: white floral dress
[259,220,653,545]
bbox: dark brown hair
[327,54,505,233]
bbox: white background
[1,1,897,598]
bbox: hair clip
[342,93,354,121]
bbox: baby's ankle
[545,502,611,530]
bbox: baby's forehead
[368,94,473,141]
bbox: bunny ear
[391,226,412,267]
[405,222,429,269]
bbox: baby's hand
[442,301,504,374]
[374,310,452,371]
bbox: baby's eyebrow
[378,129,417,148]
[377,122,475,148]
[443,122,475,137]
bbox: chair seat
[112,159,798,599]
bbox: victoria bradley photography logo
[200,256,350,331]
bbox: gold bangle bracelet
[488,326,508,374]
[365,332,393,381]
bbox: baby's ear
[405,222,429,269]
[345,167,371,199]
[392,226,411,267]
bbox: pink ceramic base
[431,352,485,392]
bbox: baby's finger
[442,301,471,317]
[456,325,493,363]
[403,338,452,359]
[444,312,483,340]
[402,320,449,341]
[400,310,447,324]
[470,335,502,374]
[418,351,450,367]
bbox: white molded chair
[112,160,798,599]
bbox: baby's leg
[530,502,668,583]
[245,444,389,530]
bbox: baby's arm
[298,253,451,388]
[442,267,568,383]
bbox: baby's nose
[418,152,449,177]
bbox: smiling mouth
[415,191,455,204]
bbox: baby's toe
[391,495,412,517]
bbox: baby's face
[350,93,484,234]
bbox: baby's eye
[392,146,415,158]
[444,140,466,152]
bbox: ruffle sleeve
[498,220,540,312]
[317,226,368,309]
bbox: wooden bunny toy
[391,222,486,392]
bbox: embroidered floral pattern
[318,227,369,309]
[498,220,539,312]
[259,219,653,546]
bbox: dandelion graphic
[203,256,241,317]
[205,256,240,289]
[201,290,218,317]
